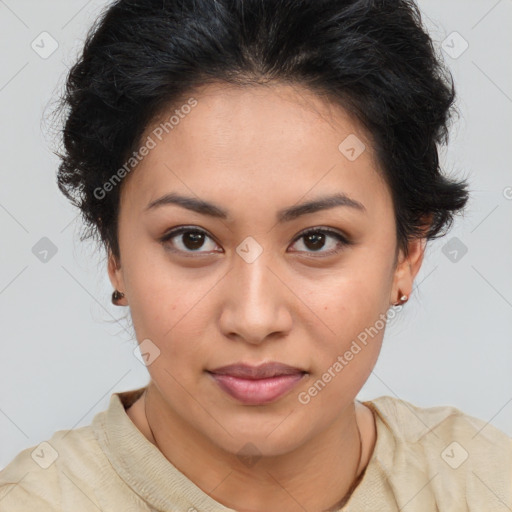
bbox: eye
[289,227,351,256]
[159,225,352,257]
[159,226,221,255]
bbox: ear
[107,250,128,305]
[389,218,430,305]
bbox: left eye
[289,228,350,256]
[159,226,350,256]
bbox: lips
[209,362,305,379]
[207,362,307,405]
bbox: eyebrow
[145,191,366,222]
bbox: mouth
[207,362,307,405]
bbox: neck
[126,382,375,512]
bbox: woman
[1,0,510,510]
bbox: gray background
[0,0,511,469]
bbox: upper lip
[208,362,306,379]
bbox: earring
[112,289,125,304]
[392,291,408,307]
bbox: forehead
[120,82,391,218]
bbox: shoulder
[0,421,108,511]
[365,395,512,509]
[368,395,512,450]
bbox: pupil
[184,232,204,250]
[304,232,325,251]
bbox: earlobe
[392,291,409,307]
[107,250,127,305]
[390,236,428,307]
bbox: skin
[108,81,426,511]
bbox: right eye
[159,226,222,256]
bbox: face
[108,82,424,456]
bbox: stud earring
[112,289,125,304]
[392,292,408,306]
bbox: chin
[203,414,314,459]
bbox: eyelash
[159,226,352,257]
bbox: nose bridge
[221,240,291,342]
[234,241,276,309]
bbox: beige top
[1,387,511,511]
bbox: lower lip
[208,372,305,405]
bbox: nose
[218,248,293,345]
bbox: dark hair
[55,0,470,262]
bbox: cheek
[313,263,391,332]
[301,284,387,409]
[305,257,392,375]
[122,255,217,367]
